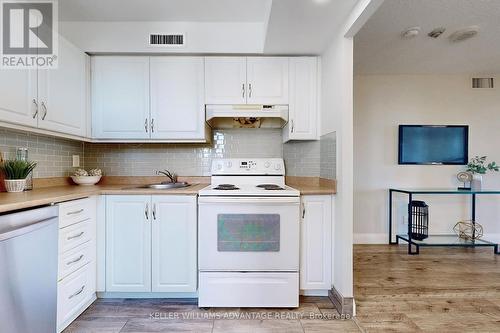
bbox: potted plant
[0,160,37,193]
[466,156,499,190]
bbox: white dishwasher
[0,205,58,333]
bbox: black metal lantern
[409,200,428,240]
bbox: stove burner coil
[213,184,240,190]
[257,184,285,190]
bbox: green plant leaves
[467,156,499,175]
[0,160,37,180]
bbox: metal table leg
[407,193,415,254]
[389,190,395,244]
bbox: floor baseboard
[354,233,386,244]
[355,233,500,244]
[329,287,354,316]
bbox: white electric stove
[198,158,300,308]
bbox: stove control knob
[216,163,223,170]
[264,162,271,168]
[226,161,232,168]
[275,163,282,170]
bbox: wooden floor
[65,245,500,332]
[354,245,500,332]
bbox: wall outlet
[72,155,80,167]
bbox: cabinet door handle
[66,254,84,266]
[68,285,85,299]
[152,203,157,220]
[67,209,84,216]
[41,101,48,120]
[67,231,84,240]
[248,83,252,98]
[32,99,38,119]
[291,119,295,133]
[302,204,306,219]
[151,118,154,133]
[145,203,149,220]
[144,118,148,133]
[242,83,245,98]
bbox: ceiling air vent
[149,34,185,47]
[472,78,494,89]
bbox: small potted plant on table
[467,156,499,191]
[0,160,37,193]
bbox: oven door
[198,196,300,271]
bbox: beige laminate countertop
[287,183,337,195]
[0,183,208,213]
[0,180,336,214]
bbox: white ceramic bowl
[71,175,101,186]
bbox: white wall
[354,74,500,244]
[59,21,266,53]
[319,0,383,304]
[321,30,354,299]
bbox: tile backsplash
[283,131,336,179]
[83,129,283,177]
[320,132,336,180]
[283,140,321,177]
[0,127,336,179]
[0,128,83,178]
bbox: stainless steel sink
[144,182,191,189]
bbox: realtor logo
[1,0,58,68]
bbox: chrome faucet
[156,169,178,183]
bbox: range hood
[205,105,289,129]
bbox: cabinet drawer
[59,198,92,228]
[199,272,299,308]
[59,220,91,253]
[58,241,92,280]
[57,263,93,326]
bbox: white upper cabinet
[0,36,87,138]
[151,196,197,292]
[92,56,150,139]
[105,195,151,292]
[204,57,289,105]
[204,57,246,104]
[0,70,38,128]
[150,57,205,140]
[300,195,332,291]
[38,37,87,137]
[284,57,318,142]
[246,57,289,105]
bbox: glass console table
[389,188,500,255]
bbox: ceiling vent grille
[149,34,185,47]
[472,78,494,89]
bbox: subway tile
[1,128,335,179]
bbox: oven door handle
[198,197,300,204]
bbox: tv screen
[398,125,468,165]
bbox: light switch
[72,155,80,167]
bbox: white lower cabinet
[105,195,197,293]
[300,195,333,292]
[152,196,198,292]
[57,197,97,333]
[105,195,151,292]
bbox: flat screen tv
[398,125,469,165]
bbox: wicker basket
[4,179,26,192]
